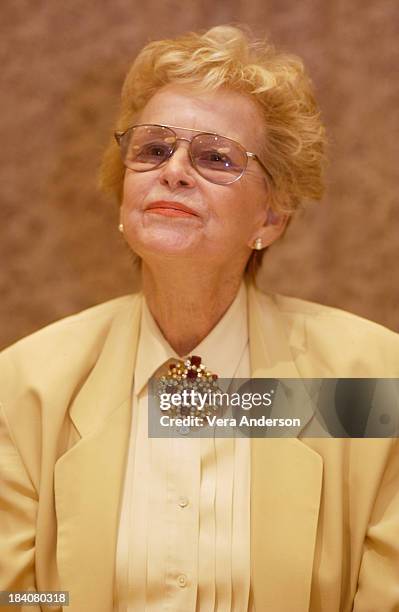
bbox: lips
[145,200,200,218]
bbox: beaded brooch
[156,355,222,425]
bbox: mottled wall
[1,0,398,348]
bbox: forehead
[138,85,264,151]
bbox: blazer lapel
[248,283,323,611]
[54,295,141,612]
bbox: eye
[131,141,171,163]
[196,148,234,169]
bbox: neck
[142,261,246,356]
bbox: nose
[158,141,196,190]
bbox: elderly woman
[1,25,398,612]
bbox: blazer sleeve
[352,439,399,611]
[0,356,40,612]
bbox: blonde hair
[99,25,327,268]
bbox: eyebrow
[140,123,228,138]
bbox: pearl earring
[252,237,263,250]
[118,223,124,234]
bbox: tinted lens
[190,134,246,184]
[121,125,175,171]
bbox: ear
[247,208,289,250]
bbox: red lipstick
[145,200,199,218]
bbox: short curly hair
[99,25,327,268]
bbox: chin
[127,234,201,260]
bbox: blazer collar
[69,281,311,436]
[68,294,141,437]
[248,279,302,378]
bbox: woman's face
[120,84,283,268]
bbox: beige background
[1,0,398,349]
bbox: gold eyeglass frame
[114,123,273,185]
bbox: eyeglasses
[114,123,272,186]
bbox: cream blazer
[1,283,399,612]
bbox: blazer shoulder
[276,293,389,321]
[262,291,399,376]
[0,294,141,399]
[274,293,398,334]
[2,294,138,351]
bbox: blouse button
[178,496,189,508]
[177,574,187,588]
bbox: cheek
[121,174,148,211]
[121,178,134,212]
[242,182,269,224]
[221,186,267,232]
